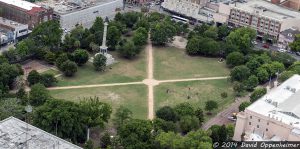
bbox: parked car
[263,44,269,49]
[296,52,300,56]
[278,48,287,53]
[252,40,257,45]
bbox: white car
[278,49,287,53]
[252,41,257,45]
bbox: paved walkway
[47,34,230,121]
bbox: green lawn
[41,69,60,76]
[56,51,146,86]
[154,79,234,120]
[153,47,230,80]
[50,84,148,119]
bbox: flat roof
[229,0,300,20]
[0,17,28,29]
[0,117,82,149]
[0,0,40,11]
[37,0,118,15]
[247,75,300,129]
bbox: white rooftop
[229,0,300,20]
[0,0,40,11]
[0,117,82,149]
[247,74,300,129]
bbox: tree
[0,98,25,120]
[40,73,57,87]
[243,75,259,91]
[226,52,244,67]
[239,101,251,111]
[72,49,89,66]
[186,37,200,55]
[113,106,132,127]
[195,108,204,124]
[84,140,94,149]
[29,83,51,106]
[246,59,261,73]
[151,21,176,45]
[279,70,295,82]
[230,65,251,82]
[118,41,140,59]
[289,34,300,52]
[270,52,296,68]
[218,25,230,40]
[156,106,178,122]
[155,130,212,149]
[133,27,148,46]
[121,12,141,28]
[186,36,221,57]
[27,70,41,86]
[250,88,267,103]
[16,87,28,104]
[107,25,121,50]
[33,99,86,143]
[219,125,228,142]
[0,63,23,91]
[233,81,245,96]
[56,53,69,70]
[226,27,256,54]
[118,119,153,149]
[203,27,218,40]
[61,60,78,77]
[45,51,56,64]
[174,102,194,117]
[93,54,107,71]
[153,118,177,132]
[30,20,62,50]
[80,97,112,140]
[90,17,104,34]
[256,67,269,83]
[205,100,218,114]
[101,132,112,148]
[134,17,150,31]
[179,116,199,134]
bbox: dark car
[263,44,269,49]
[296,52,300,56]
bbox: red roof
[27,7,44,15]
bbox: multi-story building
[161,0,209,20]
[270,0,300,11]
[278,27,300,49]
[0,0,53,29]
[233,75,300,141]
[125,0,150,5]
[0,117,82,149]
[37,0,123,30]
[0,17,30,42]
[227,0,300,40]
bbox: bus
[171,15,189,24]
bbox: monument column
[100,18,109,54]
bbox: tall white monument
[91,17,115,65]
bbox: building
[0,29,13,45]
[227,0,300,40]
[233,75,300,141]
[125,0,150,5]
[278,27,300,49]
[0,17,30,42]
[161,0,210,21]
[270,0,300,11]
[37,0,123,30]
[0,0,53,29]
[0,117,82,149]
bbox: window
[250,116,252,119]
[267,122,269,125]
[257,125,259,128]
[266,128,268,131]
[249,122,251,125]
[258,119,260,122]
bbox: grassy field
[56,50,146,86]
[154,79,234,120]
[50,84,148,119]
[41,69,60,76]
[153,47,230,80]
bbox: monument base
[89,53,115,66]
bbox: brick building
[0,0,53,29]
[227,0,300,40]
